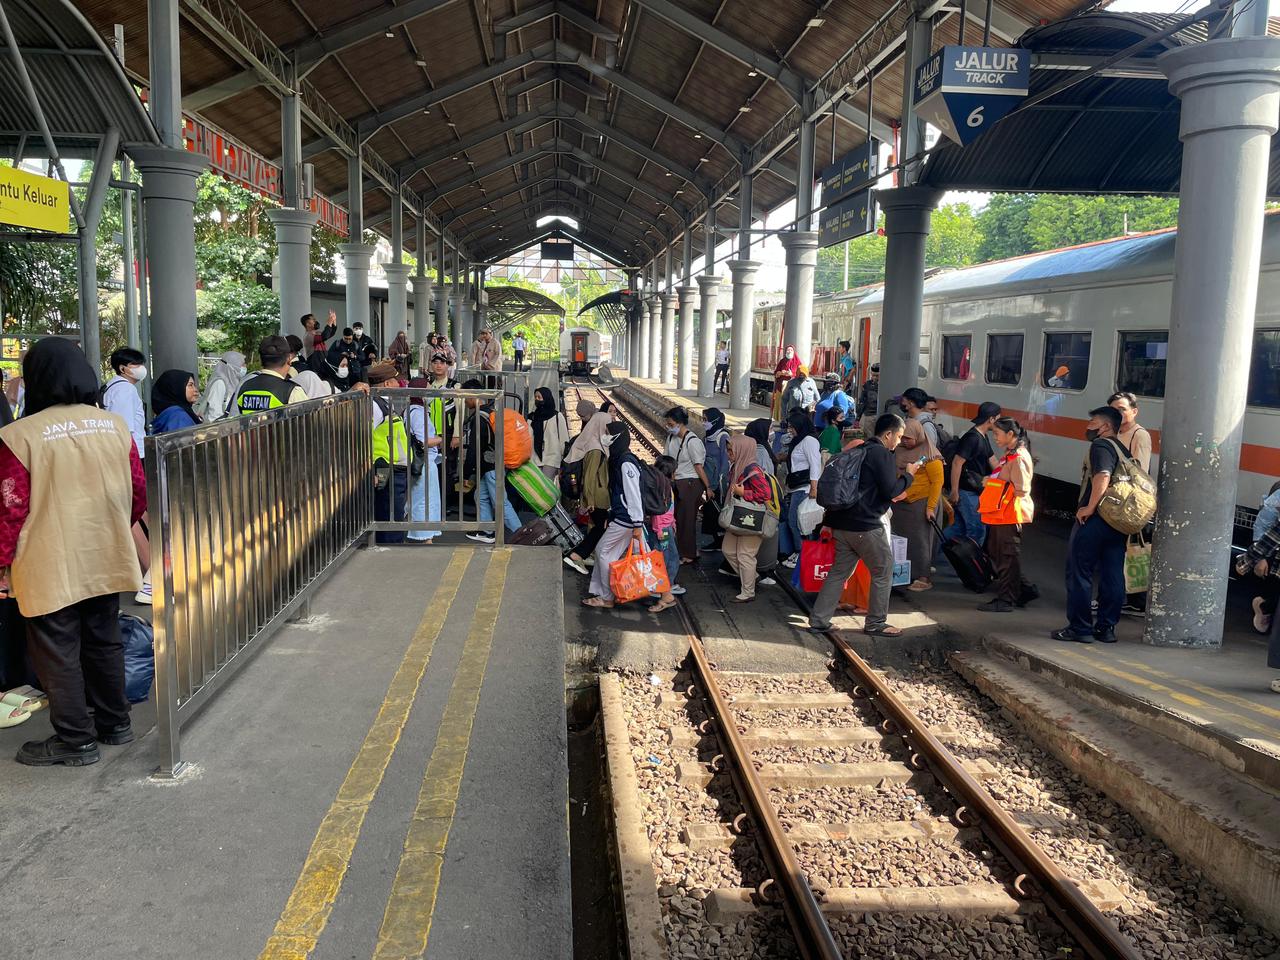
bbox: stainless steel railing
[145,386,512,775]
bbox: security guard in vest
[234,335,308,414]
[369,360,410,543]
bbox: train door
[572,332,588,372]
[856,316,872,385]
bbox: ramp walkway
[0,544,569,960]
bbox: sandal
[863,624,903,637]
[0,702,31,729]
[650,596,678,612]
[2,686,47,713]
[731,594,754,603]
[581,596,614,609]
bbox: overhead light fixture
[385,30,396,38]
[665,171,672,177]
[693,132,703,139]
[697,157,708,163]
[807,17,825,27]
[452,155,459,160]
[447,121,456,127]
[747,69,758,77]
[738,105,752,113]
[415,58,427,67]
[675,189,683,195]
[423,108,431,115]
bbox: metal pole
[135,186,150,360]
[121,158,140,348]
[738,173,753,260]
[147,0,183,149]
[843,240,850,291]
[982,0,993,46]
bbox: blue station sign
[819,141,878,207]
[913,45,1030,146]
[819,189,875,248]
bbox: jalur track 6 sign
[0,166,71,234]
[914,46,1030,147]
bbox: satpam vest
[235,372,295,414]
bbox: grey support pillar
[133,147,206,375]
[475,266,488,332]
[677,285,696,390]
[697,273,721,399]
[340,243,376,332]
[727,260,760,411]
[780,231,820,367]
[875,186,943,407]
[1145,37,1280,649]
[449,290,463,353]
[660,292,678,386]
[638,292,652,379]
[270,207,318,337]
[647,295,661,380]
[796,113,817,231]
[412,275,431,353]
[384,263,411,343]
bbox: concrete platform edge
[951,650,1280,938]
[599,673,670,960]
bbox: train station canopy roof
[484,284,565,333]
[63,0,1272,266]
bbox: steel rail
[784,583,1142,960]
[674,601,843,960]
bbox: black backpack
[639,463,673,517]
[816,446,868,510]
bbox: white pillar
[340,243,376,332]
[383,263,411,346]
[433,284,448,339]
[728,260,760,411]
[638,295,652,379]
[660,292,678,386]
[1145,37,1280,649]
[677,285,696,390]
[412,275,431,349]
[780,231,819,367]
[697,274,721,399]
[647,297,661,380]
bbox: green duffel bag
[508,461,560,517]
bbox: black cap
[971,401,1002,424]
[259,335,290,366]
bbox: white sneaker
[1271,678,1280,694]
[670,585,686,595]
[758,575,777,586]
[781,554,799,569]
[563,555,589,576]
[467,531,496,544]
[134,584,153,605]
[1253,597,1273,635]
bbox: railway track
[594,384,1142,960]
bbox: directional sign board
[914,46,1029,147]
[819,141,878,207]
[0,166,70,234]
[819,190,875,248]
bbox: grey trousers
[810,524,894,631]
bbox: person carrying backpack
[808,413,920,636]
[644,455,684,611]
[720,435,775,603]
[1053,406,1134,644]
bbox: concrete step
[951,649,1280,937]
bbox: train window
[1248,329,1280,408]
[985,334,1023,386]
[1116,332,1168,398]
[1042,332,1091,390]
[941,335,972,380]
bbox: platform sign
[913,46,1029,147]
[819,141,878,207]
[819,189,875,248]
[0,166,71,234]
[541,238,574,260]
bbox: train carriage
[752,214,1280,531]
[559,327,612,376]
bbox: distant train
[560,327,611,375]
[751,215,1280,529]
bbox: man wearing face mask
[1053,406,1130,645]
[103,348,148,459]
[327,327,365,380]
[351,322,378,370]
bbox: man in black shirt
[945,401,1000,547]
[352,322,378,370]
[1054,405,1130,644]
[809,413,921,635]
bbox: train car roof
[857,211,1280,307]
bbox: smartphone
[915,455,927,465]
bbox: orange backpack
[489,408,533,467]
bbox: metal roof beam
[1030,53,1164,80]
[953,1,1032,44]
[356,41,557,138]
[493,1,556,34]
[442,167,657,236]
[505,66,558,97]
[399,103,559,180]
[182,68,264,110]
[460,195,642,247]
[493,2,618,41]
[475,219,639,267]
[292,0,464,75]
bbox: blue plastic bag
[121,614,154,704]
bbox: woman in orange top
[891,415,944,592]
[979,417,1038,613]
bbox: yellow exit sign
[0,165,70,234]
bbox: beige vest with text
[1,405,141,616]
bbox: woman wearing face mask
[780,410,822,568]
[583,422,645,609]
[772,345,801,420]
[530,387,570,480]
[562,407,612,575]
[721,434,774,603]
[980,418,1038,613]
[664,407,711,565]
[701,408,730,549]
[150,370,202,434]
[198,351,246,421]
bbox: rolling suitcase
[545,501,585,550]
[933,517,993,593]
[507,461,559,516]
[509,516,557,546]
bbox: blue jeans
[1065,514,1127,635]
[646,528,680,587]
[780,490,809,558]
[944,490,986,547]
[478,469,522,533]
[407,460,441,541]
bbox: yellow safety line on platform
[1113,657,1280,724]
[1057,649,1280,739]
[258,547,474,960]
[372,547,513,960]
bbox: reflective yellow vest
[372,400,410,467]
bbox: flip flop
[0,703,31,728]
[863,625,903,637]
[581,596,614,609]
[2,687,46,713]
[650,597,678,612]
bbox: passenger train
[750,214,1280,527]
[559,326,611,376]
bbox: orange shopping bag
[839,560,871,611]
[608,540,672,603]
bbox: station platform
[612,376,772,432]
[0,544,570,960]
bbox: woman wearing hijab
[0,338,146,766]
[701,407,730,550]
[781,409,822,568]
[772,344,800,420]
[389,331,412,380]
[745,418,776,476]
[150,370,202,434]
[530,387,570,480]
[292,370,334,400]
[563,408,613,574]
[583,422,645,608]
[405,377,444,545]
[198,350,246,420]
[721,434,775,603]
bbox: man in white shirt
[714,341,730,393]
[512,331,528,371]
[102,347,150,604]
